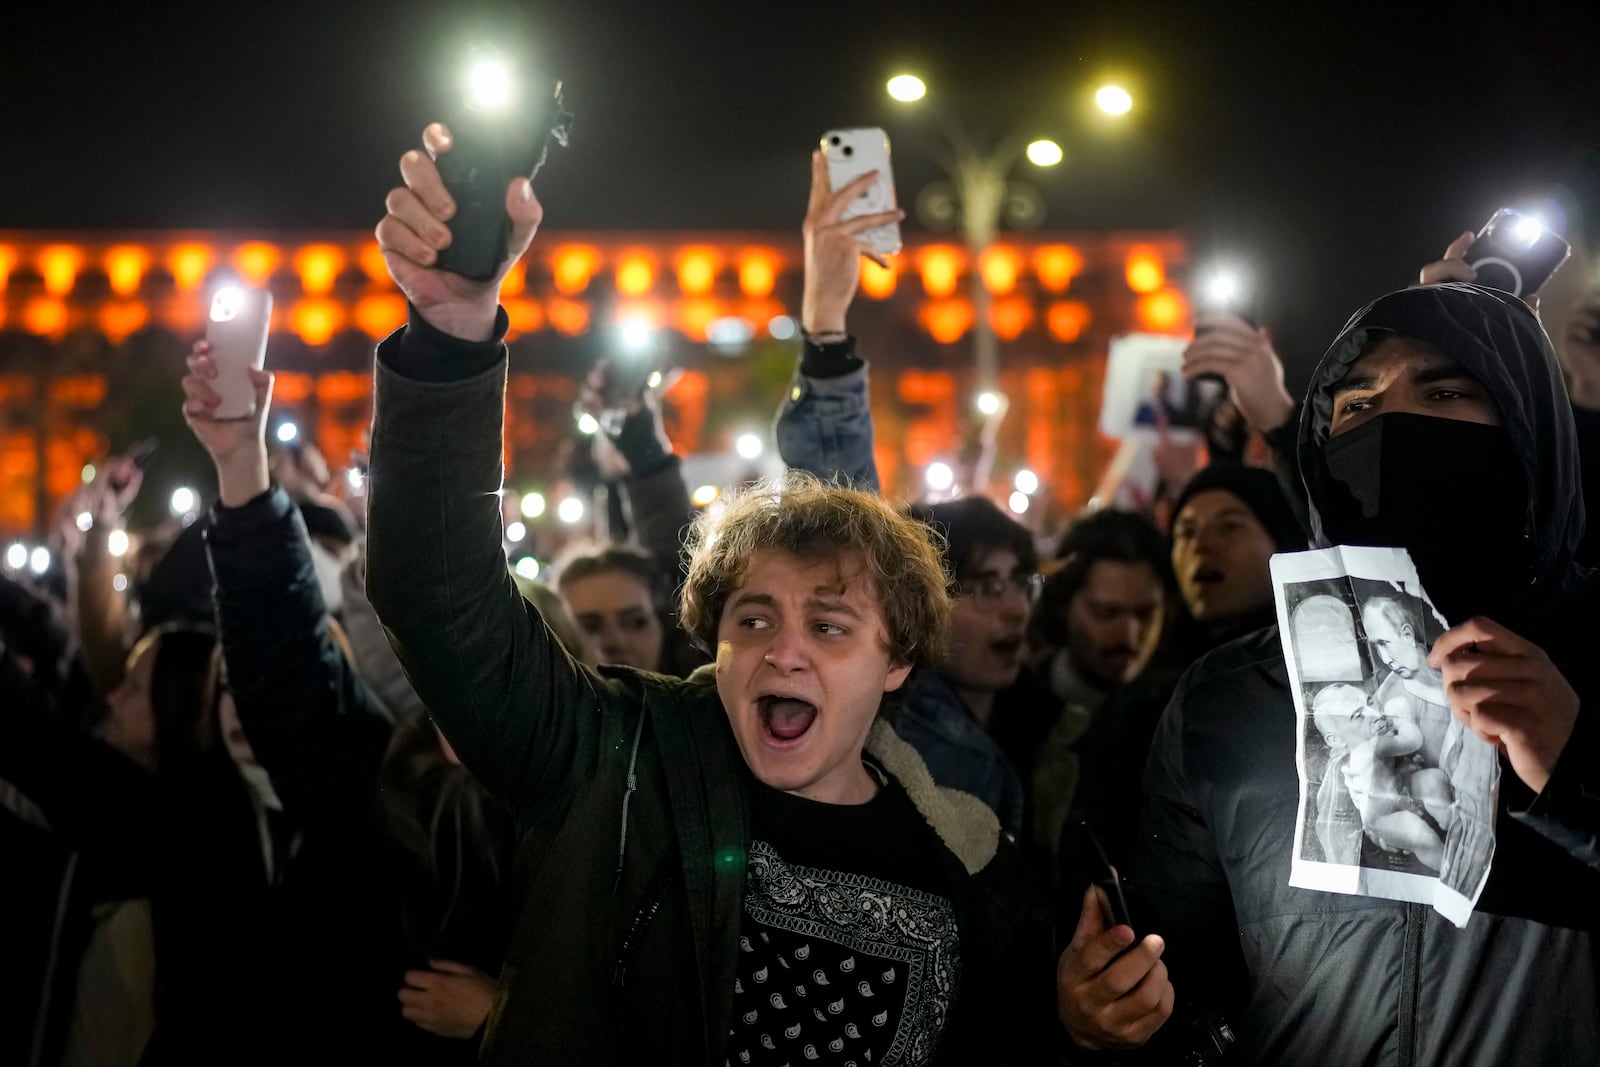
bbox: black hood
[1295,282,1585,595]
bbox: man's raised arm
[365,123,609,816]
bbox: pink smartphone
[204,286,272,419]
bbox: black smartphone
[1464,209,1571,298]
[435,56,573,282]
[126,437,160,471]
[1078,821,1136,933]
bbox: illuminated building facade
[0,230,1190,538]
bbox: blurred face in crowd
[1065,559,1165,688]
[102,640,158,770]
[1171,490,1276,628]
[1329,337,1502,437]
[562,569,665,672]
[715,550,910,805]
[943,547,1032,700]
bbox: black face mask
[1320,413,1528,624]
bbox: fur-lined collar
[864,719,1000,875]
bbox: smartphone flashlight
[1464,209,1571,298]
[210,286,246,323]
[1206,272,1242,308]
[434,52,574,281]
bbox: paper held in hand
[1271,545,1499,928]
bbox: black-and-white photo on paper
[1272,546,1499,927]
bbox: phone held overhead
[435,51,574,281]
[205,285,272,420]
[821,127,901,258]
[1464,209,1571,298]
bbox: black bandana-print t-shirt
[723,762,969,1067]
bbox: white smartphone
[821,127,901,257]
[204,285,272,420]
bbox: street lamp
[1095,85,1134,116]
[889,73,1130,489]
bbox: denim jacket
[774,360,879,491]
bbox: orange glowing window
[918,246,964,298]
[294,245,345,296]
[919,298,975,344]
[271,373,314,404]
[990,296,1034,341]
[615,251,657,297]
[1046,300,1092,343]
[1125,246,1164,294]
[233,242,282,287]
[358,242,391,285]
[290,298,344,346]
[547,298,591,336]
[1136,288,1189,333]
[675,298,722,342]
[168,243,215,291]
[38,245,84,296]
[552,245,601,295]
[500,259,528,297]
[316,373,371,405]
[676,247,721,296]
[979,246,1022,296]
[24,297,70,337]
[737,250,780,298]
[1034,245,1083,292]
[98,300,149,343]
[504,298,544,338]
[104,246,150,297]
[0,245,16,288]
[859,259,897,299]
[353,294,407,339]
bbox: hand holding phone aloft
[821,128,902,258]
[204,286,272,420]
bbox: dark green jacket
[365,314,1056,1064]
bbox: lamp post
[887,75,1132,490]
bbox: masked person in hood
[1057,282,1600,1063]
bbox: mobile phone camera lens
[842,145,854,156]
[829,136,841,145]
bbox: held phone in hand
[436,55,574,281]
[821,127,901,258]
[1078,821,1136,933]
[204,286,273,420]
[1464,208,1571,298]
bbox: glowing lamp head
[886,74,927,103]
[735,433,764,460]
[1026,139,1064,167]
[1096,85,1134,116]
[1512,214,1545,246]
[465,55,515,112]
[1014,469,1040,495]
[210,286,245,323]
[276,422,299,444]
[976,391,1006,416]
[925,462,955,492]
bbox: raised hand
[181,339,272,506]
[1181,312,1295,433]
[375,123,544,343]
[801,150,905,335]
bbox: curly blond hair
[680,473,951,666]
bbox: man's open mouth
[758,695,818,742]
[1192,565,1226,586]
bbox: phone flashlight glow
[1512,214,1545,246]
[1206,272,1242,307]
[210,287,245,323]
[465,55,515,112]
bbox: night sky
[6,0,1599,385]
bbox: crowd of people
[2,124,1598,1066]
